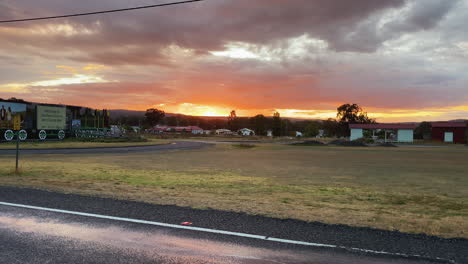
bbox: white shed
[238,128,255,136]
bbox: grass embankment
[0,144,467,238]
[0,137,169,149]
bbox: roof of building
[149,125,203,132]
[349,123,417,129]
[431,122,467,128]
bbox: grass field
[0,143,467,238]
[0,138,169,149]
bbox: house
[190,126,204,135]
[267,130,273,137]
[431,122,467,144]
[215,129,233,135]
[349,123,417,143]
[295,131,303,137]
[148,125,169,133]
[238,128,255,136]
[148,125,204,134]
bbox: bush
[378,143,398,147]
[290,140,325,146]
[232,143,256,149]
[353,137,375,144]
[328,139,367,147]
[73,136,148,143]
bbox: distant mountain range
[109,109,318,121]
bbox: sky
[0,0,467,122]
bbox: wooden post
[15,131,19,173]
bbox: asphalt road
[0,141,211,154]
[0,187,466,264]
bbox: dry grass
[0,144,467,238]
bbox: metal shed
[431,122,467,144]
[349,123,417,143]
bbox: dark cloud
[384,0,459,34]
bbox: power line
[0,0,204,24]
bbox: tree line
[111,103,378,137]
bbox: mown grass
[0,137,169,149]
[0,144,467,238]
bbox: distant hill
[109,109,145,118]
[109,109,319,121]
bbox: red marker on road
[180,222,192,226]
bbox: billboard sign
[37,105,66,130]
[0,101,27,130]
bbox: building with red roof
[431,122,467,144]
[148,125,204,134]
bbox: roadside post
[13,115,21,173]
[15,130,19,173]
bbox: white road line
[0,201,456,264]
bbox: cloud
[0,0,467,120]
[0,0,409,63]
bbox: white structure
[350,128,363,140]
[190,126,204,135]
[397,129,414,143]
[295,131,303,137]
[215,129,232,135]
[349,124,417,143]
[316,129,324,138]
[267,130,273,137]
[203,130,212,135]
[110,125,123,136]
[130,126,141,133]
[238,128,255,136]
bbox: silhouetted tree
[145,108,165,127]
[336,104,375,137]
[304,121,321,137]
[250,114,268,135]
[272,112,281,136]
[337,104,374,124]
[414,122,432,140]
[281,119,293,136]
[321,118,342,137]
[227,110,241,131]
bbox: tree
[144,108,165,127]
[336,103,374,137]
[321,118,341,137]
[250,114,267,135]
[281,119,293,136]
[227,110,241,131]
[414,122,432,140]
[304,121,321,137]
[272,112,281,136]
[336,104,374,124]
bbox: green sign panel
[37,105,66,130]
